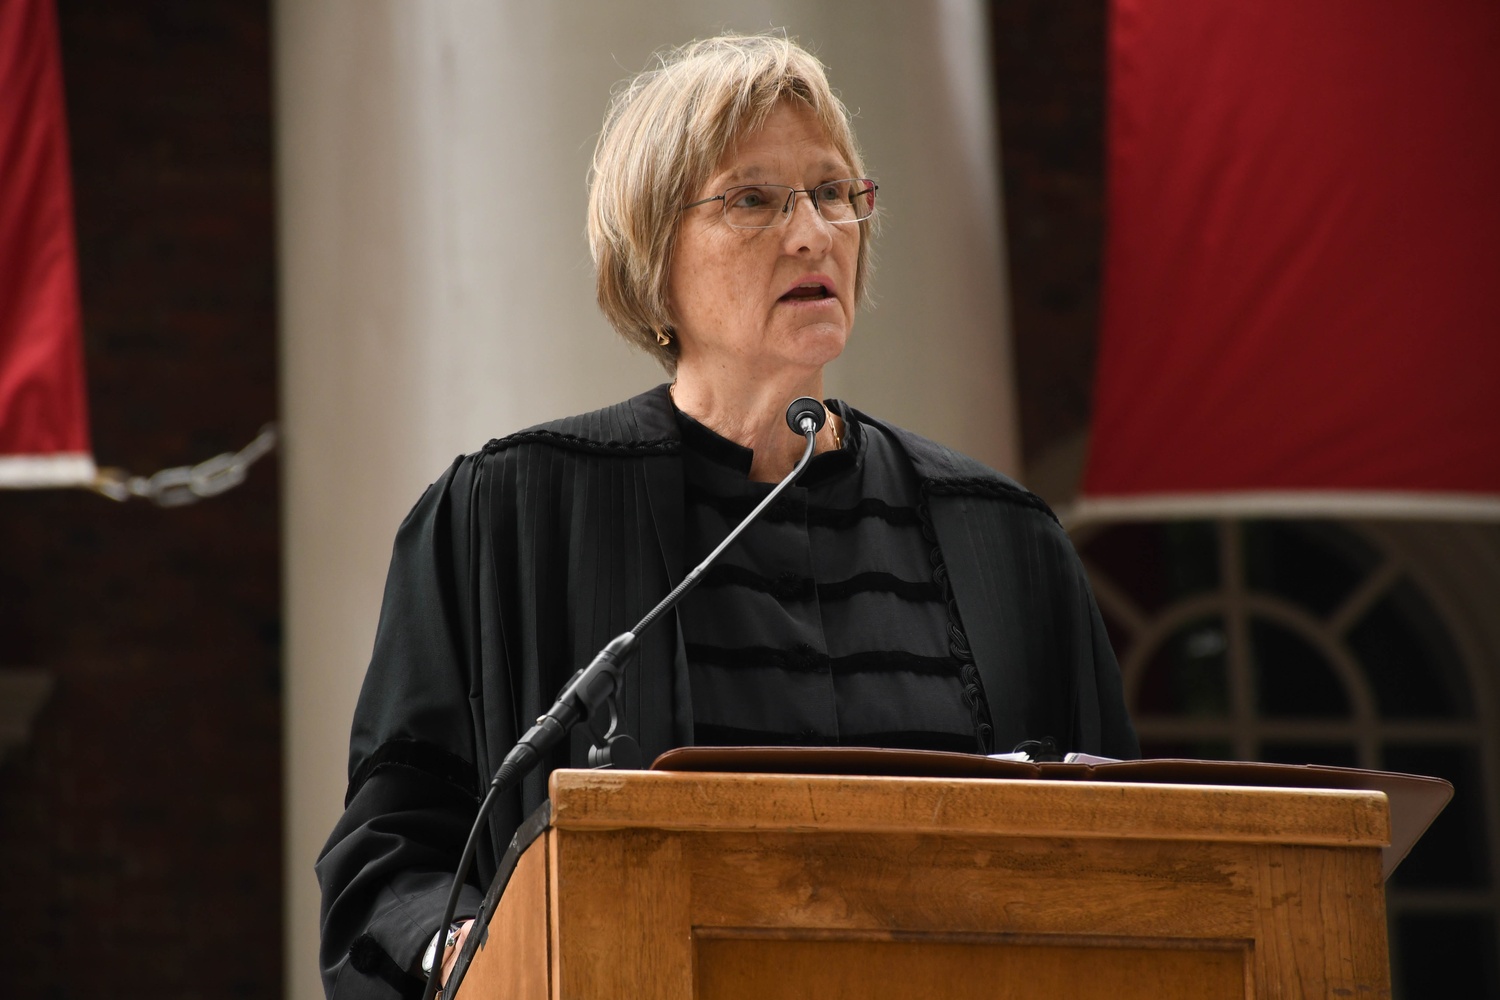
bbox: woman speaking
[317,33,1136,998]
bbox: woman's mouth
[780,282,833,302]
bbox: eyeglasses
[682,178,878,230]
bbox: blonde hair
[588,33,872,372]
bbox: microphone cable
[420,397,827,1000]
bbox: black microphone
[423,396,827,1000]
[786,396,827,436]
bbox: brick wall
[0,2,281,996]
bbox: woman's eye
[817,182,849,202]
[729,187,772,209]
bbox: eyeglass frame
[681,178,879,230]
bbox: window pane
[1258,742,1360,768]
[1392,913,1499,999]
[1139,738,1233,761]
[1136,615,1229,717]
[1243,521,1376,617]
[1251,618,1350,717]
[1348,580,1470,718]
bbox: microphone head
[785,397,827,437]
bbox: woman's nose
[781,191,834,253]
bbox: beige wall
[274,2,1016,996]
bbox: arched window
[1075,519,1499,997]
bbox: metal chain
[90,424,278,507]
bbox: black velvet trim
[693,724,976,753]
[826,650,958,675]
[686,483,921,528]
[687,643,957,676]
[701,564,815,601]
[348,934,425,1000]
[346,737,478,807]
[922,476,1059,524]
[817,572,942,602]
[697,565,941,604]
[685,483,806,523]
[810,496,921,527]
[481,428,680,457]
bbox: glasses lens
[810,179,877,223]
[723,185,790,229]
[812,179,857,223]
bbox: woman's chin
[681,322,849,378]
[780,323,849,370]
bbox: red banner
[0,0,92,487]
[1079,0,1500,521]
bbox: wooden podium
[454,764,1399,999]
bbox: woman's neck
[670,362,840,482]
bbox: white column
[275,3,1016,996]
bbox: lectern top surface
[651,746,1451,877]
[548,767,1390,851]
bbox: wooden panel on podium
[459,770,1392,999]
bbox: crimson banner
[1079,0,1500,521]
[0,0,92,487]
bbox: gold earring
[656,330,672,347]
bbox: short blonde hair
[588,33,872,372]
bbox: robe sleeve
[315,456,488,1000]
[1046,519,1139,759]
[924,488,1139,761]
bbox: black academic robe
[316,384,1137,999]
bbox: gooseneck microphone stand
[420,397,829,1000]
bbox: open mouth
[780,282,833,302]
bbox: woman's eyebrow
[718,160,851,186]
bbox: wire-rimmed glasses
[683,178,878,230]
